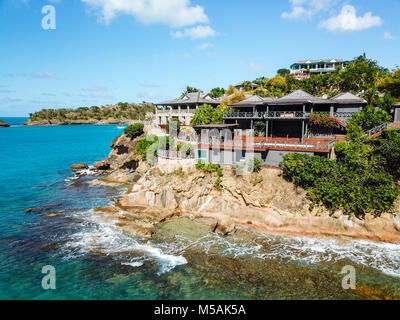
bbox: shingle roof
[157,92,220,106]
[234,81,260,88]
[330,92,367,104]
[292,59,345,65]
[231,95,275,107]
[271,90,330,105]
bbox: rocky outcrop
[94,160,110,171]
[70,163,89,170]
[111,162,400,243]
[92,131,151,184]
[0,120,10,127]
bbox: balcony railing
[223,111,308,120]
[156,109,196,114]
[158,149,195,160]
[223,111,357,121]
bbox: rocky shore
[0,120,10,127]
[80,131,400,244]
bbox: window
[198,150,207,159]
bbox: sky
[0,0,399,116]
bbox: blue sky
[1,0,399,116]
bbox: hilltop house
[156,92,220,125]
[290,59,348,79]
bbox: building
[233,81,260,91]
[290,59,348,79]
[395,102,400,122]
[223,90,365,139]
[193,90,366,167]
[159,89,367,168]
[155,92,220,125]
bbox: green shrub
[252,177,263,186]
[136,135,158,160]
[196,160,206,170]
[248,157,262,173]
[215,178,223,191]
[124,123,144,139]
[280,153,399,217]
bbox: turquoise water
[1,118,400,300]
[0,119,241,299]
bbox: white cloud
[86,85,108,92]
[196,42,214,50]
[384,31,396,40]
[171,25,217,39]
[32,71,58,79]
[320,5,382,32]
[248,63,264,72]
[282,0,336,20]
[81,0,209,28]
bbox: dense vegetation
[124,123,144,139]
[190,104,228,126]
[246,55,400,103]
[29,102,155,123]
[189,55,399,127]
[281,128,400,217]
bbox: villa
[156,92,220,126]
[290,59,349,79]
[223,90,365,140]
[191,90,366,167]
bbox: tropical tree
[378,93,395,113]
[182,86,202,95]
[347,105,391,132]
[277,68,290,77]
[190,104,223,126]
[209,87,225,98]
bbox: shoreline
[74,131,400,245]
[89,165,400,245]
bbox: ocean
[1,117,400,300]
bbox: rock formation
[90,131,400,243]
[0,120,10,127]
[70,164,89,170]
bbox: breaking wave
[62,209,187,275]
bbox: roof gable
[331,92,367,103]
[278,90,316,101]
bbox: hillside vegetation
[26,102,155,125]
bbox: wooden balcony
[223,111,308,120]
[223,111,357,121]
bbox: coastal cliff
[0,120,10,127]
[91,133,400,243]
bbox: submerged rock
[70,163,89,170]
[214,217,236,236]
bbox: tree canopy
[190,104,224,126]
[209,87,225,98]
[182,86,202,95]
